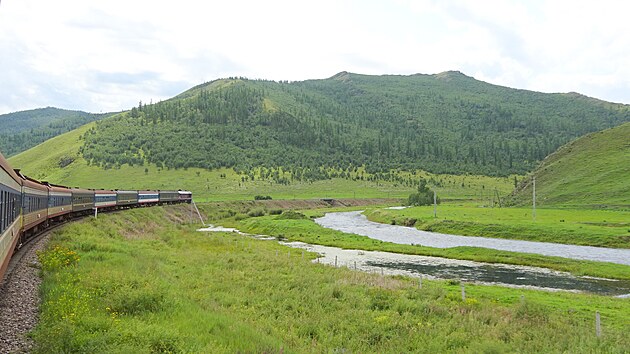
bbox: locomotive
[0,152,192,282]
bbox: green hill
[0,107,109,156]
[7,122,515,202]
[508,122,630,208]
[79,72,629,180]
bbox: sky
[1,0,630,114]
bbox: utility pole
[532,176,536,221]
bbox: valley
[2,71,629,353]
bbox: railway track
[0,220,70,353]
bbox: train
[0,152,192,282]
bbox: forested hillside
[0,107,108,156]
[79,72,630,180]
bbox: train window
[1,190,5,232]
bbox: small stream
[281,242,630,296]
[315,211,630,266]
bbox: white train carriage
[138,190,159,205]
[95,190,117,209]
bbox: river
[315,211,630,266]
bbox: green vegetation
[33,206,630,352]
[509,122,630,208]
[8,123,515,202]
[0,107,107,157]
[365,205,630,249]
[80,72,629,179]
[407,178,439,206]
[234,210,630,280]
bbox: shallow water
[315,211,630,266]
[197,221,630,296]
[283,242,630,296]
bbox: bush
[247,208,266,217]
[234,213,249,221]
[269,209,283,215]
[407,178,439,206]
[254,195,272,200]
[276,210,307,220]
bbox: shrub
[247,208,266,217]
[276,211,307,220]
[254,195,272,200]
[407,178,439,206]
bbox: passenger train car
[0,152,192,283]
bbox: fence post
[596,311,601,338]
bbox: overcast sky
[1,0,630,114]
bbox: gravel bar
[0,233,50,353]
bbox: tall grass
[32,206,629,352]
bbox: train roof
[71,187,94,194]
[93,189,116,194]
[0,152,22,185]
[45,183,72,193]
[15,169,48,190]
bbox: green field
[33,206,629,353]
[8,123,515,202]
[364,205,630,249]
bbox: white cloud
[1,0,630,114]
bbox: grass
[364,205,630,249]
[33,206,630,353]
[509,122,630,208]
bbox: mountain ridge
[75,71,629,179]
[0,107,109,157]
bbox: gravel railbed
[0,233,50,353]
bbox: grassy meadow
[509,122,630,208]
[33,206,629,353]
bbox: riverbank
[365,205,630,249]
[32,206,630,352]
[236,212,630,281]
